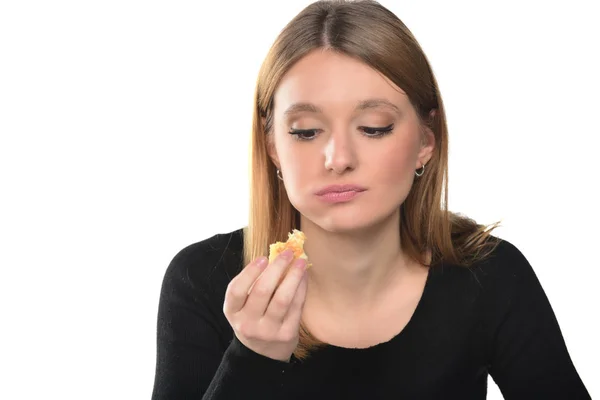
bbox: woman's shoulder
[468,237,537,289]
[434,236,532,278]
[428,236,537,304]
[162,227,246,299]
[442,237,545,323]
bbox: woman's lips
[315,184,367,195]
[316,189,366,203]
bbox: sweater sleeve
[151,241,295,400]
[486,241,590,399]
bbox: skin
[223,49,437,360]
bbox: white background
[1,1,598,398]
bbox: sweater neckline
[318,260,439,354]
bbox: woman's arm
[151,242,294,399]
[486,241,590,399]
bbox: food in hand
[268,229,311,268]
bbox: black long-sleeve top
[151,228,590,399]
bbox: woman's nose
[323,131,358,174]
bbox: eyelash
[287,124,394,141]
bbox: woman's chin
[301,205,400,235]
[311,213,379,234]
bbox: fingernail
[255,257,268,268]
[295,259,307,270]
[281,249,294,261]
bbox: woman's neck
[301,211,422,315]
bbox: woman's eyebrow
[284,102,322,116]
[283,98,401,117]
[356,98,401,114]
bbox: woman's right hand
[223,249,309,363]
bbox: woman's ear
[264,119,281,169]
[418,109,436,164]
[423,109,436,146]
[267,141,280,169]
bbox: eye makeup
[287,123,394,141]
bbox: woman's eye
[360,123,394,138]
[287,124,394,141]
[288,129,319,141]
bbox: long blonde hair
[243,0,502,361]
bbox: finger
[223,257,268,315]
[281,270,308,331]
[264,258,308,322]
[243,249,295,317]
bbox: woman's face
[268,49,435,233]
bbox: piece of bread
[268,229,311,268]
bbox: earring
[415,163,426,177]
[276,169,284,181]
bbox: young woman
[151,1,590,398]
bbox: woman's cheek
[284,165,313,209]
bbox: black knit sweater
[151,228,590,399]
